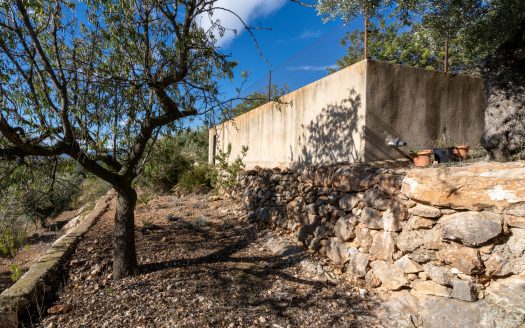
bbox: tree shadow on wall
[293,88,363,168]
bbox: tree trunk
[364,9,369,59]
[444,37,449,73]
[113,187,138,279]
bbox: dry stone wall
[234,161,525,326]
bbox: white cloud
[297,30,322,40]
[287,65,338,71]
[198,0,286,47]
[277,29,322,43]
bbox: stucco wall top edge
[211,59,369,132]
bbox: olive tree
[0,0,236,279]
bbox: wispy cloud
[287,65,338,71]
[276,29,323,43]
[297,30,322,40]
[198,0,286,47]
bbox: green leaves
[329,0,525,73]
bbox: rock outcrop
[482,18,525,161]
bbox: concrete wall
[210,60,367,169]
[364,61,485,162]
[210,60,485,168]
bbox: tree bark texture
[113,188,138,279]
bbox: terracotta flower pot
[411,150,433,167]
[453,145,469,161]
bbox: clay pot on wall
[411,150,433,167]
[454,145,469,161]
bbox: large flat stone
[377,290,422,328]
[416,276,525,328]
[401,161,525,212]
[409,204,442,218]
[441,211,503,246]
[412,280,450,297]
[370,260,409,290]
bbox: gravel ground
[35,194,381,328]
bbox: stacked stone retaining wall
[234,161,525,326]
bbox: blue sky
[209,1,363,101]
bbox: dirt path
[36,194,380,328]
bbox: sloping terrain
[37,194,380,328]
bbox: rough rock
[332,166,378,192]
[408,248,436,264]
[409,216,435,229]
[483,244,525,277]
[256,207,271,223]
[370,261,409,290]
[481,275,525,326]
[334,216,356,241]
[423,263,454,286]
[370,231,396,261]
[377,290,422,328]
[409,204,442,218]
[417,276,525,328]
[416,295,482,328]
[481,19,525,161]
[412,280,450,297]
[305,203,318,214]
[363,189,388,210]
[505,215,525,229]
[506,202,525,217]
[326,238,351,265]
[346,250,370,278]
[437,246,483,275]
[402,161,525,212]
[358,207,383,230]
[388,199,409,221]
[354,226,373,251]
[338,194,360,211]
[395,255,423,274]
[441,212,502,246]
[422,226,444,250]
[508,228,525,254]
[397,230,424,252]
[451,279,477,302]
[380,209,401,232]
[265,237,302,256]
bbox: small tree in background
[315,0,385,59]
[0,0,237,279]
[223,84,290,121]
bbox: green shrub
[0,158,87,228]
[178,164,214,191]
[212,144,248,191]
[139,136,192,192]
[0,221,26,257]
[9,264,23,282]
